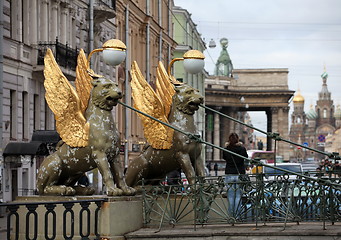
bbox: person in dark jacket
[223,133,248,217]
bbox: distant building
[1,0,120,202]
[205,38,293,163]
[289,69,339,161]
[0,0,177,201]
[172,5,206,153]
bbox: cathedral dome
[335,105,341,120]
[306,105,317,120]
[293,90,304,103]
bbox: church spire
[321,64,328,85]
[319,65,331,100]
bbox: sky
[173,0,341,134]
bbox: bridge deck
[125,222,341,240]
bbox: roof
[293,90,304,103]
[3,142,49,157]
[3,131,60,157]
[306,105,318,120]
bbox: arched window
[323,109,327,118]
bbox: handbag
[238,174,252,192]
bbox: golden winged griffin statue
[125,61,206,186]
[36,48,135,196]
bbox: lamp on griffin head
[87,39,127,69]
[167,49,205,76]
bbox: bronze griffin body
[36,49,135,196]
[125,61,205,186]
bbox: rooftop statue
[125,61,205,186]
[36,48,135,196]
[214,38,233,77]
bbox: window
[22,91,29,140]
[10,0,21,40]
[22,0,29,44]
[33,94,40,130]
[45,99,55,130]
[10,90,17,139]
[297,117,301,123]
[323,109,327,118]
[45,100,48,130]
[264,164,302,175]
[100,0,116,9]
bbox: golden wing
[131,61,174,149]
[75,49,93,114]
[155,61,175,118]
[44,48,89,147]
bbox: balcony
[94,0,116,24]
[98,0,116,10]
[37,38,79,71]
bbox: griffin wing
[44,48,89,147]
[75,49,93,114]
[131,61,173,149]
[155,61,175,118]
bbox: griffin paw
[107,187,123,196]
[121,186,136,196]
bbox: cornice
[233,68,289,74]
[205,89,295,97]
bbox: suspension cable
[118,100,191,137]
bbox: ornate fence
[141,173,341,230]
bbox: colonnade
[206,106,290,162]
[20,0,75,46]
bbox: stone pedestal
[99,197,143,239]
[13,195,143,240]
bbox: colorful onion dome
[306,105,317,120]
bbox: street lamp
[167,49,205,76]
[87,39,127,69]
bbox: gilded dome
[293,90,304,103]
[335,105,341,120]
[306,105,317,120]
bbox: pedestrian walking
[223,133,248,217]
[206,162,212,176]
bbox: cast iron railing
[0,198,105,240]
[37,38,79,71]
[141,173,341,230]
